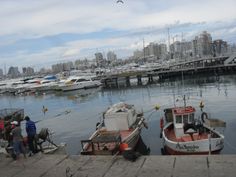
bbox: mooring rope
[225,139,236,151]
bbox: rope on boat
[143,108,155,114]
[54,110,71,117]
[145,109,157,122]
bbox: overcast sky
[0,0,236,70]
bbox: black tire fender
[201,112,208,123]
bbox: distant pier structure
[100,54,236,88]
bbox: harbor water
[0,75,236,155]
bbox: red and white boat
[80,102,147,155]
[161,105,225,155]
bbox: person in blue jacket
[25,116,37,155]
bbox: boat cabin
[172,106,196,138]
[104,102,137,131]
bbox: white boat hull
[81,117,145,155]
[162,123,224,155]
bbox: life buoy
[201,112,208,123]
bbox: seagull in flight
[117,0,124,3]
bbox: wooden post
[137,75,142,85]
[114,78,118,88]
[125,76,130,87]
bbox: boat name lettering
[176,143,199,152]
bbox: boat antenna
[167,28,170,52]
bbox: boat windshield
[176,115,182,123]
[175,113,195,124]
[76,78,90,82]
[189,113,194,123]
[183,115,188,123]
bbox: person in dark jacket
[25,116,37,155]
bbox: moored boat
[80,102,147,155]
[58,76,101,92]
[161,102,225,155]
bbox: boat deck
[164,128,209,142]
[82,129,134,154]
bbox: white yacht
[58,76,101,92]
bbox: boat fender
[122,148,141,162]
[96,122,100,130]
[201,112,208,123]
[160,117,164,129]
[119,143,129,152]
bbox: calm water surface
[1,75,236,155]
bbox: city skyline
[0,0,236,70]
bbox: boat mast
[183,95,186,108]
[143,38,145,61]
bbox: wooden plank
[173,155,208,177]
[42,155,91,177]
[0,153,44,177]
[13,154,67,177]
[2,154,236,177]
[75,155,114,177]
[0,154,14,167]
[137,156,175,177]
[104,156,146,177]
[208,155,236,177]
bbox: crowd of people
[0,116,38,160]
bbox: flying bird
[117,0,124,3]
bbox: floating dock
[0,153,236,177]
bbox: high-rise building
[52,62,74,73]
[95,52,105,67]
[22,67,34,76]
[0,68,3,78]
[8,66,20,78]
[107,51,117,61]
[133,50,143,59]
[170,41,181,59]
[212,39,228,56]
[193,31,212,57]
[158,43,167,58]
[192,39,198,57]
[147,43,159,57]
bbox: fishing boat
[80,102,148,155]
[160,98,225,155]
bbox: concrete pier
[1,154,236,177]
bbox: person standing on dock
[25,116,37,156]
[11,121,26,160]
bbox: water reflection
[55,87,101,100]
[1,75,236,155]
